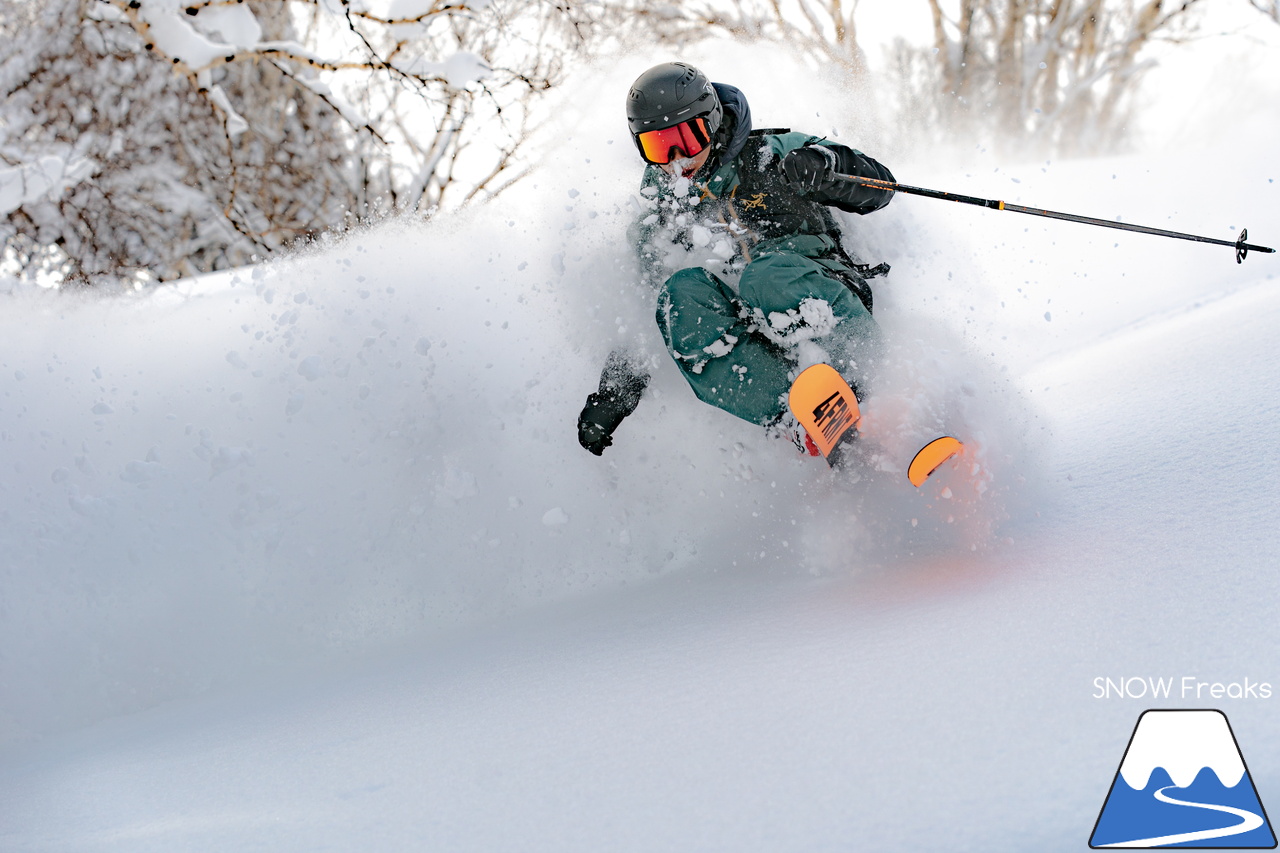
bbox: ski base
[907,436,964,486]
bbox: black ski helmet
[626,62,723,141]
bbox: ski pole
[833,173,1275,264]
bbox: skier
[576,61,896,456]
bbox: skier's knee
[656,268,744,361]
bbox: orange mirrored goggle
[634,117,711,165]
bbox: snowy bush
[0,0,590,287]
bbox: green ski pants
[655,250,880,426]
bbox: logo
[811,391,855,443]
[1090,710,1276,848]
[740,192,767,210]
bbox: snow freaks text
[1093,677,1273,701]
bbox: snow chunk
[120,460,162,484]
[297,356,327,381]
[797,298,838,334]
[702,333,738,358]
[762,298,839,347]
[434,465,478,507]
[767,311,792,331]
[210,446,253,478]
[541,507,570,527]
[68,490,115,519]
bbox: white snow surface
[3,33,1280,853]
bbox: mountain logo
[1090,709,1276,848]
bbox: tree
[600,0,1208,158]
[1248,0,1279,22]
[610,0,872,80]
[0,0,589,288]
[899,0,1207,157]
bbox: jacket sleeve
[626,168,672,291]
[811,141,895,215]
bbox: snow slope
[3,27,1280,853]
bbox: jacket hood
[710,83,752,167]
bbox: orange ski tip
[908,436,964,487]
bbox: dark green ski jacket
[630,82,894,290]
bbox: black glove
[780,145,840,193]
[577,353,650,456]
[577,392,625,455]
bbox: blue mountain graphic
[1092,766,1276,848]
